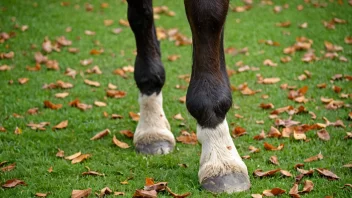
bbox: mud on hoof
[201,172,250,193]
[135,140,174,155]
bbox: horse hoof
[201,172,250,193]
[135,140,174,155]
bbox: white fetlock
[133,92,175,154]
[197,119,249,184]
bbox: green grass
[0,0,351,197]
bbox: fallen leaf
[304,152,323,162]
[168,54,181,62]
[120,130,134,138]
[35,192,48,197]
[90,129,110,140]
[113,135,130,149]
[179,96,186,103]
[44,100,62,110]
[293,130,306,140]
[94,101,107,107]
[2,179,26,188]
[289,183,299,197]
[14,127,22,135]
[84,79,100,87]
[176,131,197,145]
[129,112,140,121]
[71,154,91,164]
[316,168,339,180]
[55,149,64,158]
[133,189,157,198]
[262,187,286,196]
[260,103,275,109]
[106,90,126,98]
[249,145,260,153]
[52,120,68,130]
[55,92,69,98]
[65,152,81,160]
[264,142,284,151]
[253,168,281,177]
[1,163,16,172]
[269,156,279,165]
[253,130,266,140]
[18,78,29,84]
[280,170,292,177]
[232,126,247,137]
[48,166,53,173]
[166,186,191,198]
[71,188,92,198]
[173,113,184,120]
[80,58,93,66]
[267,126,281,138]
[300,180,314,193]
[317,129,330,141]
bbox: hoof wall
[135,140,174,155]
[201,172,250,193]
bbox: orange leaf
[2,179,26,188]
[316,168,340,180]
[262,187,286,196]
[44,100,62,110]
[129,112,140,121]
[35,192,48,197]
[52,120,68,130]
[253,168,281,177]
[166,186,191,198]
[71,154,91,164]
[176,131,198,145]
[65,152,81,160]
[132,189,157,198]
[264,142,284,151]
[112,135,130,149]
[120,130,134,138]
[90,129,110,140]
[71,188,92,198]
[106,90,126,98]
[0,163,16,172]
[304,152,323,162]
[280,170,292,177]
[56,148,65,158]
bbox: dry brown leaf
[280,170,292,177]
[316,168,340,180]
[45,60,60,70]
[119,19,130,27]
[72,154,91,164]
[108,83,117,90]
[300,180,314,193]
[1,163,16,172]
[71,188,92,198]
[106,90,126,98]
[52,120,68,130]
[253,168,281,177]
[249,145,260,153]
[253,130,266,140]
[90,129,110,140]
[26,63,41,71]
[14,127,22,135]
[113,135,130,149]
[317,129,330,141]
[0,65,12,71]
[232,126,247,137]
[293,130,306,140]
[120,130,134,138]
[179,96,186,103]
[55,92,69,98]
[267,126,281,138]
[84,79,100,87]
[114,191,125,196]
[27,107,39,115]
[269,156,279,165]
[176,131,198,145]
[65,152,81,160]
[264,142,284,151]
[263,59,278,67]
[262,187,286,196]
[173,113,184,120]
[26,122,50,131]
[2,179,26,188]
[44,100,63,109]
[304,152,323,162]
[82,170,104,176]
[35,192,48,197]
[94,101,107,107]
[129,112,140,121]
[18,78,29,84]
[80,58,93,66]
[168,54,181,62]
[56,148,64,158]
[166,186,191,198]
[133,189,157,198]
[289,183,299,196]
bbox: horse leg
[184,0,250,193]
[127,0,175,155]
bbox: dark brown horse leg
[127,0,175,155]
[184,0,250,193]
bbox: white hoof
[197,119,250,193]
[133,92,175,155]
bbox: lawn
[0,0,351,197]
